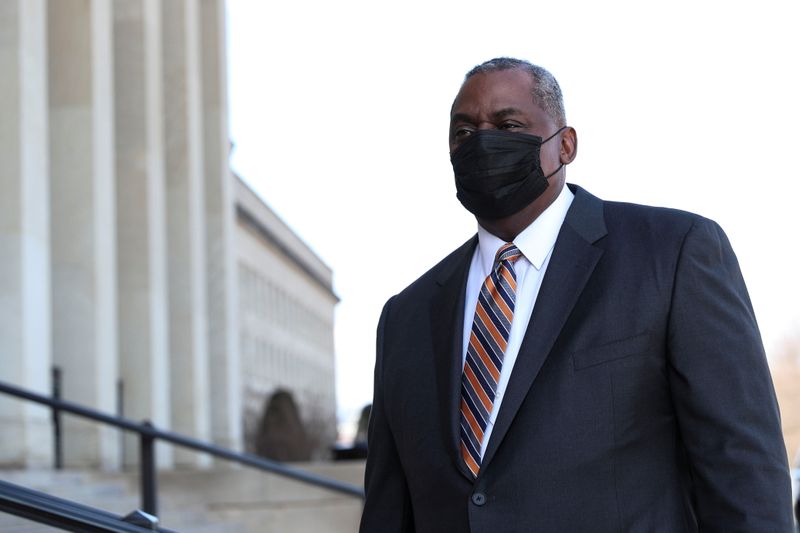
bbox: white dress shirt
[462,185,574,458]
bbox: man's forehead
[451,69,538,117]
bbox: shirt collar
[476,184,575,275]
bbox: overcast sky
[225,0,800,427]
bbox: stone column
[201,0,242,451]
[113,0,172,468]
[48,0,119,468]
[162,0,211,466]
[0,0,52,467]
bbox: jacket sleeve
[359,297,415,533]
[666,218,794,531]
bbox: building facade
[236,178,338,458]
[0,0,337,468]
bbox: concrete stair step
[0,460,365,532]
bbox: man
[359,57,794,532]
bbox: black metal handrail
[0,478,177,532]
[0,379,365,521]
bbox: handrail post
[117,378,124,469]
[0,378,366,501]
[139,421,157,517]
[51,366,63,470]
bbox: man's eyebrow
[450,108,524,125]
[450,112,474,124]
[492,107,523,120]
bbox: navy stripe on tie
[460,243,521,477]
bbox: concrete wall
[0,0,52,468]
[1,0,339,471]
[235,178,339,458]
[0,0,244,467]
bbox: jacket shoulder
[569,185,727,255]
[601,197,719,242]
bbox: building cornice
[234,178,339,302]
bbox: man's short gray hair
[465,57,566,127]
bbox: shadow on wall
[253,390,312,462]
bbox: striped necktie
[460,242,522,477]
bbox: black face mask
[450,127,566,220]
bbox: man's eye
[499,123,522,130]
[453,128,474,138]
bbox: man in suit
[359,57,793,532]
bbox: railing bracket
[123,509,159,530]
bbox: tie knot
[495,243,521,265]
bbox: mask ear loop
[542,126,568,179]
[542,125,568,144]
[544,163,564,180]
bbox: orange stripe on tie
[460,399,484,441]
[459,243,521,478]
[464,363,493,412]
[475,304,507,352]
[500,266,516,290]
[484,276,513,322]
[462,445,480,477]
[491,283,515,322]
[469,332,500,381]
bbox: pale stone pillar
[113,0,172,468]
[0,0,52,467]
[48,0,120,468]
[201,0,242,451]
[162,0,212,466]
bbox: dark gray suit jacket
[360,185,793,532]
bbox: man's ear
[560,127,578,165]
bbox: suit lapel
[430,237,476,481]
[480,185,607,471]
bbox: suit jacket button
[471,492,486,506]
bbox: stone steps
[0,460,365,532]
